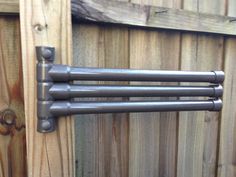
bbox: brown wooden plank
[129,1,181,177]
[72,0,236,36]
[73,25,100,177]
[100,26,129,177]
[217,0,236,176]
[0,16,26,177]
[198,4,225,176]
[73,23,129,177]
[177,1,224,177]
[0,0,18,14]
[197,6,225,177]
[197,35,223,177]
[217,38,236,177]
[3,0,236,36]
[129,28,180,177]
[19,0,74,177]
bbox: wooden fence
[0,11,26,177]
[73,0,236,177]
[0,0,235,177]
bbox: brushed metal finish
[49,84,223,99]
[50,99,222,115]
[49,65,224,83]
[35,46,225,133]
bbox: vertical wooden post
[19,0,74,177]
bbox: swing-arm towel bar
[38,83,223,99]
[36,46,225,133]
[38,99,222,116]
[38,64,224,83]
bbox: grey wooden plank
[0,1,18,14]
[4,0,236,35]
[218,0,236,176]
[73,24,130,177]
[72,0,236,36]
[177,1,224,177]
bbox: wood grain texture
[71,0,236,36]
[129,1,181,177]
[73,24,129,177]
[217,0,236,176]
[3,0,236,37]
[19,0,74,177]
[199,35,223,177]
[129,30,181,177]
[217,37,236,177]
[0,0,18,14]
[70,1,236,177]
[73,25,100,177]
[177,1,224,177]
[0,16,26,177]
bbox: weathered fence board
[129,29,180,177]
[129,1,181,177]
[2,0,236,36]
[73,0,236,177]
[71,0,236,36]
[73,25,101,177]
[0,16,26,177]
[178,1,224,177]
[0,0,18,14]
[218,0,236,176]
[73,24,130,176]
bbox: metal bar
[35,46,225,133]
[48,65,224,83]
[49,99,222,116]
[48,84,223,99]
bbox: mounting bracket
[36,46,224,133]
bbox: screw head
[41,120,52,131]
[42,48,53,60]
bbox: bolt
[2,109,16,125]
[42,48,53,59]
[41,120,52,131]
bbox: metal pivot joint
[36,46,225,133]
[36,46,56,133]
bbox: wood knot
[0,109,16,126]
[33,24,48,33]
[0,109,25,135]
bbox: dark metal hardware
[44,64,224,83]
[39,99,222,116]
[36,46,225,133]
[38,83,223,99]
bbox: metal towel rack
[36,46,224,133]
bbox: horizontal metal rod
[49,99,222,116]
[49,84,223,99]
[49,65,224,83]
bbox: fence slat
[218,1,236,176]
[129,1,181,177]
[177,1,224,177]
[72,0,236,36]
